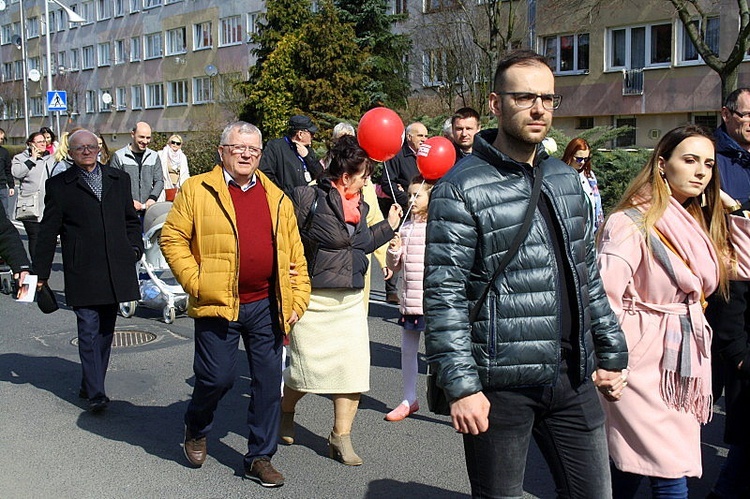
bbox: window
[692,113,718,129]
[27,17,40,38]
[14,61,23,80]
[82,45,95,69]
[114,0,125,16]
[85,90,97,113]
[422,48,458,87]
[68,4,80,29]
[543,33,589,73]
[424,0,456,12]
[131,85,143,109]
[615,117,637,147]
[98,42,110,66]
[392,0,407,14]
[577,117,594,129]
[194,21,212,50]
[166,27,186,55]
[97,0,111,20]
[2,63,12,82]
[167,80,188,105]
[70,48,80,70]
[129,0,139,13]
[247,12,262,39]
[146,83,164,107]
[48,11,57,33]
[165,0,182,4]
[28,56,41,72]
[193,76,213,103]
[81,1,94,24]
[114,39,125,64]
[144,0,161,8]
[220,16,243,46]
[130,37,141,61]
[145,32,163,59]
[679,17,719,64]
[58,51,67,71]
[1,24,13,45]
[31,96,45,117]
[608,23,672,70]
[115,87,127,110]
[100,89,112,111]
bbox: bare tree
[414,1,525,115]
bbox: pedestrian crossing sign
[47,91,67,112]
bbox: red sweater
[228,182,274,304]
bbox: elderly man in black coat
[34,129,143,413]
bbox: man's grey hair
[332,122,355,140]
[68,128,95,144]
[220,121,262,145]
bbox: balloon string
[383,160,399,205]
[398,180,424,233]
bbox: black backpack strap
[468,168,543,324]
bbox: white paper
[17,274,37,303]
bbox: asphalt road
[0,235,730,498]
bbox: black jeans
[463,359,611,499]
[21,220,40,263]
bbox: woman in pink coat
[597,125,750,498]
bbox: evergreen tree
[250,0,313,70]
[241,0,371,139]
[335,0,411,108]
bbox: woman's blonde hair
[609,124,731,298]
[168,134,183,145]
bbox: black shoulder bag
[427,168,543,415]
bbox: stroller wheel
[119,300,138,318]
[163,306,176,324]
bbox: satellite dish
[204,64,218,77]
[0,0,7,12]
[28,69,41,82]
[11,34,21,48]
[101,92,112,104]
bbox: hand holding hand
[133,200,143,211]
[389,233,401,251]
[145,199,156,209]
[593,368,628,401]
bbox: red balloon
[357,107,405,162]
[416,136,456,180]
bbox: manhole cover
[71,330,158,348]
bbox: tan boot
[328,431,363,466]
[279,411,295,445]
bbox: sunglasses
[170,140,182,146]
[574,156,590,163]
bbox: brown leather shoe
[245,458,285,487]
[183,427,207,468]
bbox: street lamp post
[44,0,85,135]
[19,0,30,138]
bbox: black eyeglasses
[497,92,562,110]
[574,156,590,163]
[731,110,750,121]
[170,140,182,146]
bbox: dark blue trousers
[73,304,118,402]
[185,298,282,467]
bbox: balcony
[623,68,644,96]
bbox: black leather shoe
[88,397,109,413]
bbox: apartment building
[403,0,750,147]
[0,0,263,143]
[3,0,748,147]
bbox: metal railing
[623,68,644,95]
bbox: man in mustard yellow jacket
[161,121,310,488]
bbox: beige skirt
[283,288,370,393]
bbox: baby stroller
[119,202,188,323]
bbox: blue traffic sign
[47,90,67,112]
